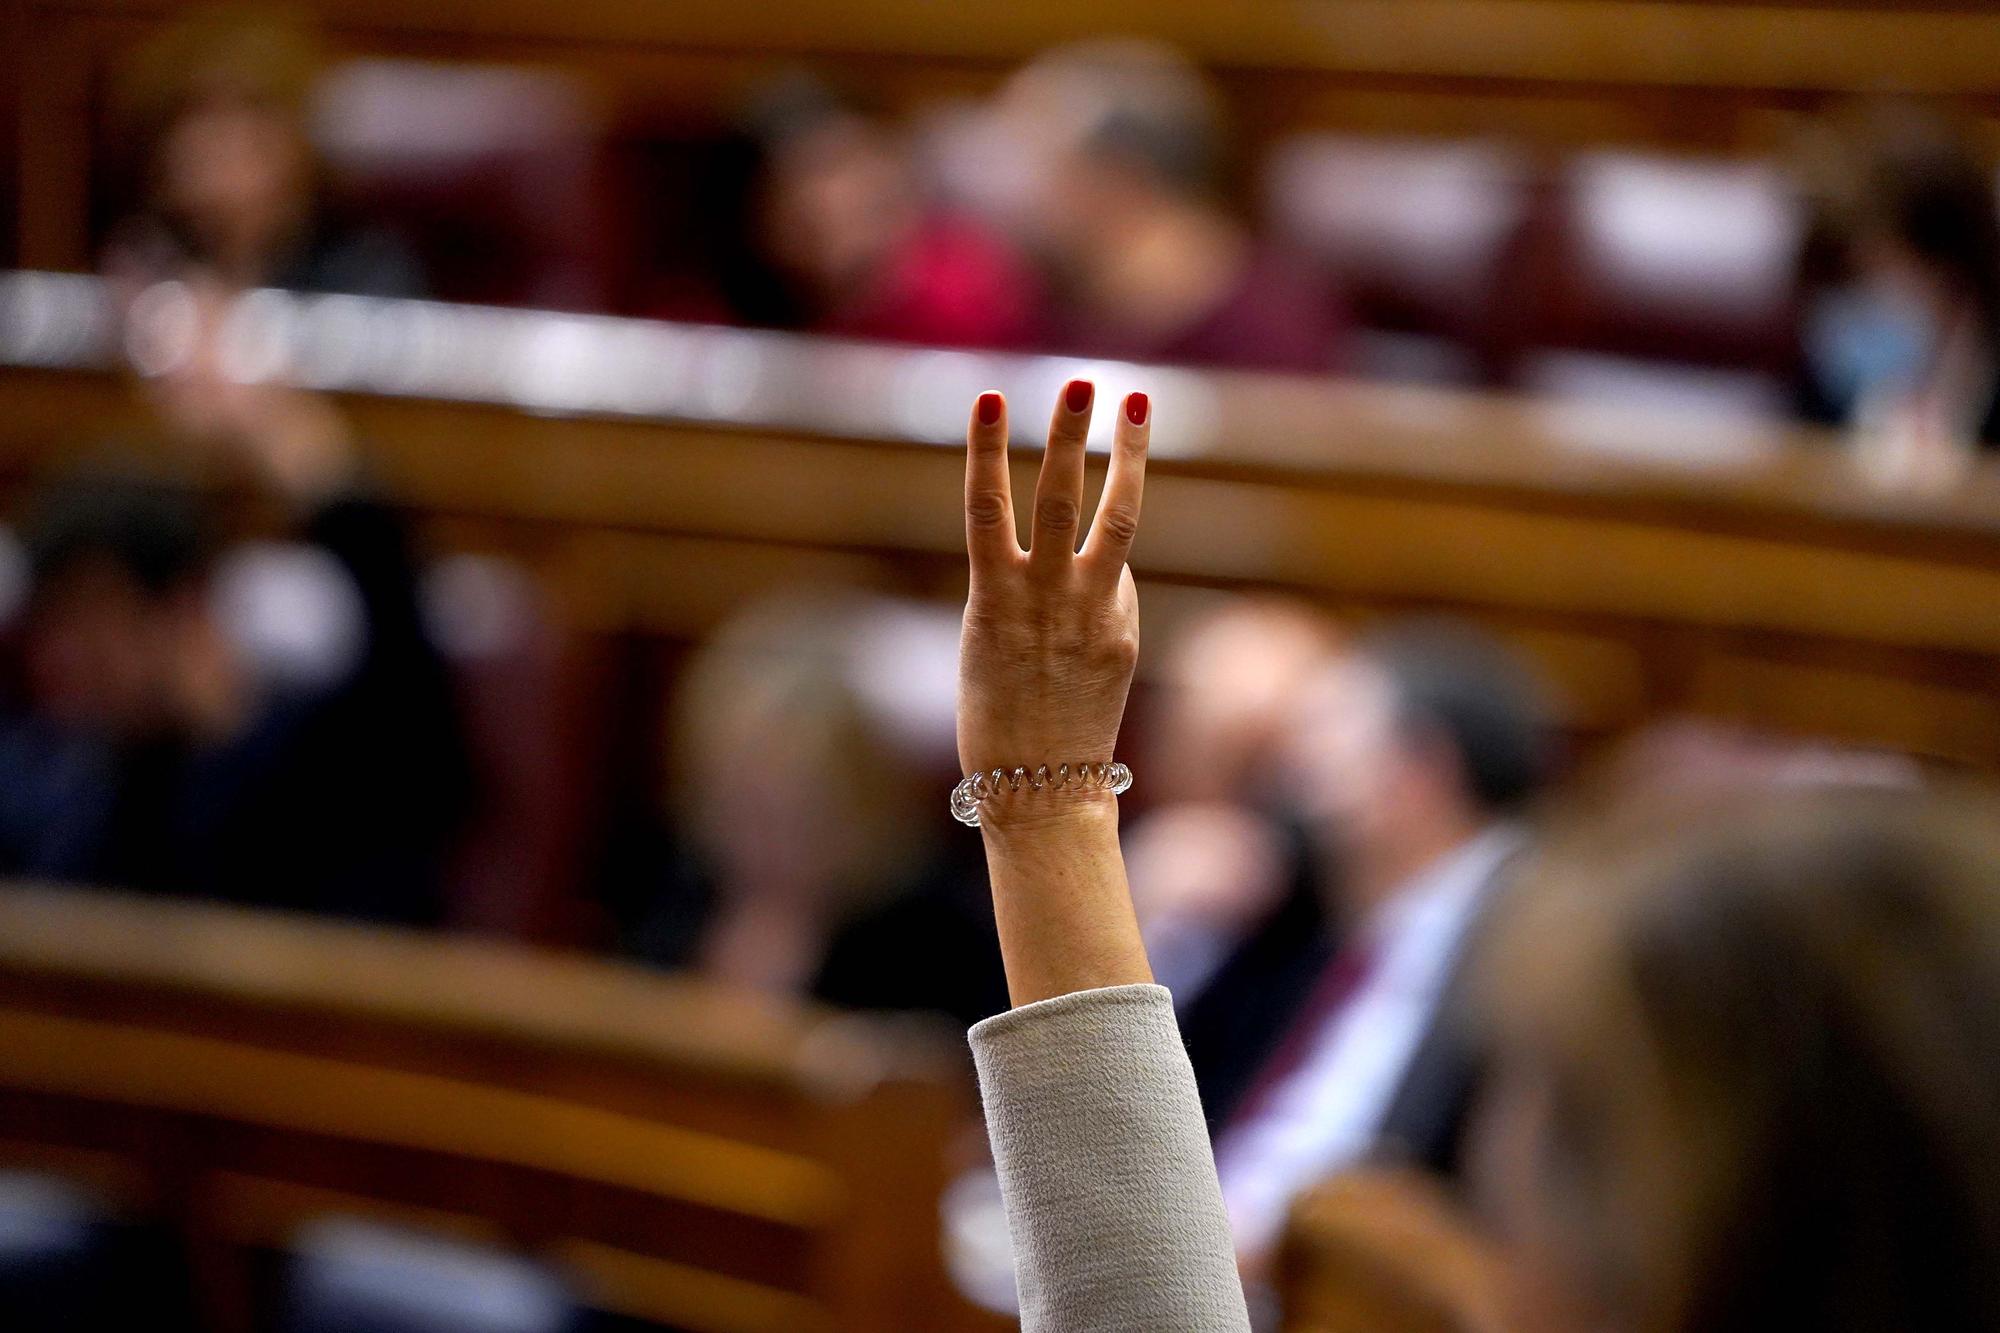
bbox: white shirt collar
[1362,824,1522,983]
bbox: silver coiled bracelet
[949,761,1134,828]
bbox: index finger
[965,389,1020,571]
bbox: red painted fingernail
[1064,379,1093,414]
[1125,391,1148,426]
[976,391,1002,425]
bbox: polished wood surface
[0,885,997,1332]
[3,318,1999,767]
[1278,1168,1515,1333]
[29,0,2000,92]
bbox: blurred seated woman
[742,77,1044,349]
[951,382,2000,1332]
[970,42,1343,372]
[604,592,1007,1027]
[103,6,424,299]
[1795,103,2000,473]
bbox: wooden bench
[0,885,1004,1332]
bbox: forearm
[972,985,1252,1333]
[979,792,1154,1007]
[975,798,1252,1332]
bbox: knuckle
[965,491,1010,530]
[1035,494,1080,531]
[1096,504,1141,546]
[1093,619,1139,661]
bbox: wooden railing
[4,277,1999,767]
[0,885,1004,1331]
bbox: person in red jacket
[974,40,1346,372]
[750,78,1044,349]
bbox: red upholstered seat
[1517,151,1805,421]
[1264,133,1537,385]
[311,60,618,311]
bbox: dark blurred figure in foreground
[745,78,1043,348]
[1796,103,2000,470]
[0,289,469,920]
[1479,783,2000,1333]
[606,593,1007,1027]
[1121,598,1344,1128]
[977,40,1343,371]
[103,6,424,298]
[1214,621,1550,1264]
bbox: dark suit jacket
[1176,824,1339,1132]
[1182,826,1522,1185]
[1370,848,1525,1181]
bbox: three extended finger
[1083,391,1148,574]
[965,389,1019,570]
[1029,378,1094,573]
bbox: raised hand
[956,379,1155,1005]
[956,379,1149,826]
[961,378,1251,1333]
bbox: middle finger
[1029,378,1094,574]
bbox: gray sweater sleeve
[969,984,1253,1333]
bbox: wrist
[976,788,1121,843]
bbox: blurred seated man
[104,7,424,299]
[605,593,1008,1027]
[0,293,469,920]
[980,40,1343,371]
[1213,621,1550,1265]
[1795,102,2000,474]
[1121,597,1344,1128]
[747,78,1043,349]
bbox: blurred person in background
[1121,597,1345,1128]
[1795,102,2000,472]
[0,281,469,920]
[102,6,424,299]
[743,77,1042,348]
[973,39,1343,371]
[608,592,1007,1027]
[1213,620,1551,1265]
